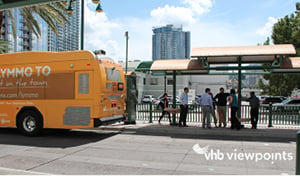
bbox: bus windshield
[105,68,121,82]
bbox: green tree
[263,37,270,45]
[259,3,300,96]
[0,40,10,53]
[0,2,68,53]
[272,13,300,54]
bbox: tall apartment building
[1,11,14,52]
[1,9,35,52]
[1,1,80,52]
[152,24,190,61]
[47,0,80,51]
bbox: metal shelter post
[164,74,167,93]
[171,70,177,125]
[238,56,242,119]
[297,131,300,175]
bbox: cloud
[84,1,122,58]
[150,0,213,26]
[84,0,216,61]
[256,17,279,37]
[151,5,196,26]
[181,0,213,15]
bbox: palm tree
[0,2,69,53]
[0,40,10,53]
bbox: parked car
[273,98,300,112]
[261,96,286,105]
[154,96,180,105]
[194,95,201,104]
[153,96,181,110]
[257,96,267,103]
[142,95,155,103]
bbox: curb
[96,122,298,142]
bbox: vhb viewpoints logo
[192,144,293,162]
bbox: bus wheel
[17,110,43,136]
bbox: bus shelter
[135,44,299,124]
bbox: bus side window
[78,73,89,94]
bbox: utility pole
[125,31,129,73]
[81,0,84,50]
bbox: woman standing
[158,93,171,124]
[228,89,240,130]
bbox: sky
[84,0,298,61]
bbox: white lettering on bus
[0,68,6,78]
[24,67,33,77]
[41,66,51,76]
[6,68,14,78]
[30,78,47,86]
[35,66,42,76]
[18,91,39,99]
[15,67,24,77]
[0,66,51,78]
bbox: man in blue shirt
[179,87,189,127]
[199,88,213,129]
[247,91,260,129]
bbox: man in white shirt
[179,87,189,127]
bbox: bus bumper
[94,114,125,127]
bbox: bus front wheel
[17,110,43,136]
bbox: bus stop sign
[0,0,58,11]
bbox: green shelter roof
[135,61,153,72]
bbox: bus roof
[0,50,96,65]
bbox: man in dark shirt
[247,91,260,129]
[214,87,229,127]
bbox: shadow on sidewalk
[132,124,298,143]
[0,127,118,148]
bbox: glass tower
[1,1,81,53]
[1,9,40,52]
[152,24,191,61]
[48,0,80,51]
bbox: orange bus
[0,50,126,135]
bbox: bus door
[62,71,93,127]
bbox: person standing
[214,87,229,127]
[158,93,171,124]
[199,88,213,129]
[228,89,240,130]
[179,87,189,127]
[247,91,260,129]
[209,92,218,127]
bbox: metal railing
[136,103,300,126]
[297,131,300,175]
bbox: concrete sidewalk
[98,121,299,142]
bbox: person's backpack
[156,99,164,110]
[159,101,164,108]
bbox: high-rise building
[152,24,190,61]
[48,0,80,51]
[1,1,80,53]
[1,9,35,52]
